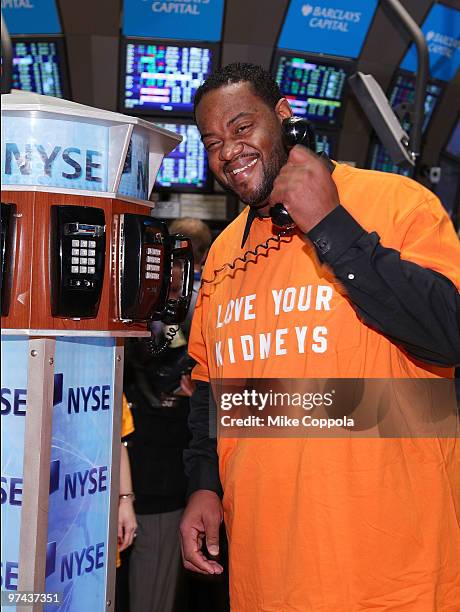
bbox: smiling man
[180,63,460,611]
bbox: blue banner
[1,115,109,192]
[278,0,378,58]
[45,337,116,612]
[400,3,460,82]
[122,0,225,41]
[1,337,29,604]
[118,127,150,201]
[2,0,61,35]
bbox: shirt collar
[240,154,336,248]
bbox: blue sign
[45,337,116,612]
[2,0,61,35]
[1,116,109,192]
[1,337,29,603]
[122,0,225,41]
[278,0,378,58]
[118,127,150,201]
[400,4,460,82]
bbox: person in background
[124,218,214,612]
[117,394,137,567]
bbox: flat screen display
[445,118,460,161]
[153,122,212,193]
[314,130,337,157]
[389,71,443,133]
[368,139,413,177]
[11,37,69,98]
[121,39,218,116]
[272,51,351,126]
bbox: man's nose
[219,139,244,162]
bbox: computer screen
[368,139,413,177]
[120,38,218,116]
[314,130,337,157]
[153,122,212,193]
[11,37,69,98]
[271,51,352,127]
[445,118,460,161]
[389,71,443,134]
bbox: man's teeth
[231,158,258,175]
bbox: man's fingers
[181,526,223,574]
[203,515,220,557]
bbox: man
[180,63,460,611]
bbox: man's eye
[205,142,219,150]
[237,124,251,133]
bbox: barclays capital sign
[278,0,378,58]
[122,0,225,41]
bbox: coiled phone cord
[201,229,293,286]
[146,324,179,356]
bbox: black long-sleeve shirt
[184,203,460,498]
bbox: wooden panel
[1,191,35,330]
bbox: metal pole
[382,0,429,158]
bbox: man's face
[195,82,292,208]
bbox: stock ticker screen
[368,72,444,174]
[122,40,215,116]
[154,122,211,192]
[12,39,66,97]
[273,52,350,126]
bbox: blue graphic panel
[45,337,116,612]
[118,127,150,201]
[1,116,109,192]
[122,0,225,41]
[1,337,29,604]
[278,0,378,58]
[2,0,61,35]
[400,4,460,82]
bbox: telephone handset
[50,205,106,318]
[118,213,193,325]
[1,202,17,317]
[269,117,317,228]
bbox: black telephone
[1,202,17,316]
[50,205,106,318]
[118,213,193,325]
[269,117,317,228]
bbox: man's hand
[268,145,340,234]
[180,489,224,575]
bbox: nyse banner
[1,337,29,597]
[400,4,460,82]
[1,116,109,192]
[278,0,378,58]
[122,0,225,41]
[45,338,116,612]
[118,127,150,201]
[2,0,61,35]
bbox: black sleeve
[307,205,460,367]
[183,380,222,498]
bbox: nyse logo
[53,372,111,415]
[45,540,105,582]
[49,460,108,500]
[0,476,23,506]
[0,560,19,591]
[0,387,27,416]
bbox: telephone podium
[1,92,183,611]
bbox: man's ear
[274,97,293,123]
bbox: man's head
[169,217,212,270]
[194,63,292,209]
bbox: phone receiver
[269,117,317,228]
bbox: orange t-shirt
[188,164,460,611]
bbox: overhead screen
[445,118,460,161]
[11,37,70,98]
[368,70,444,174]
[154,122,212,193]
[272,51,351,127]
[120,39,218,116]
